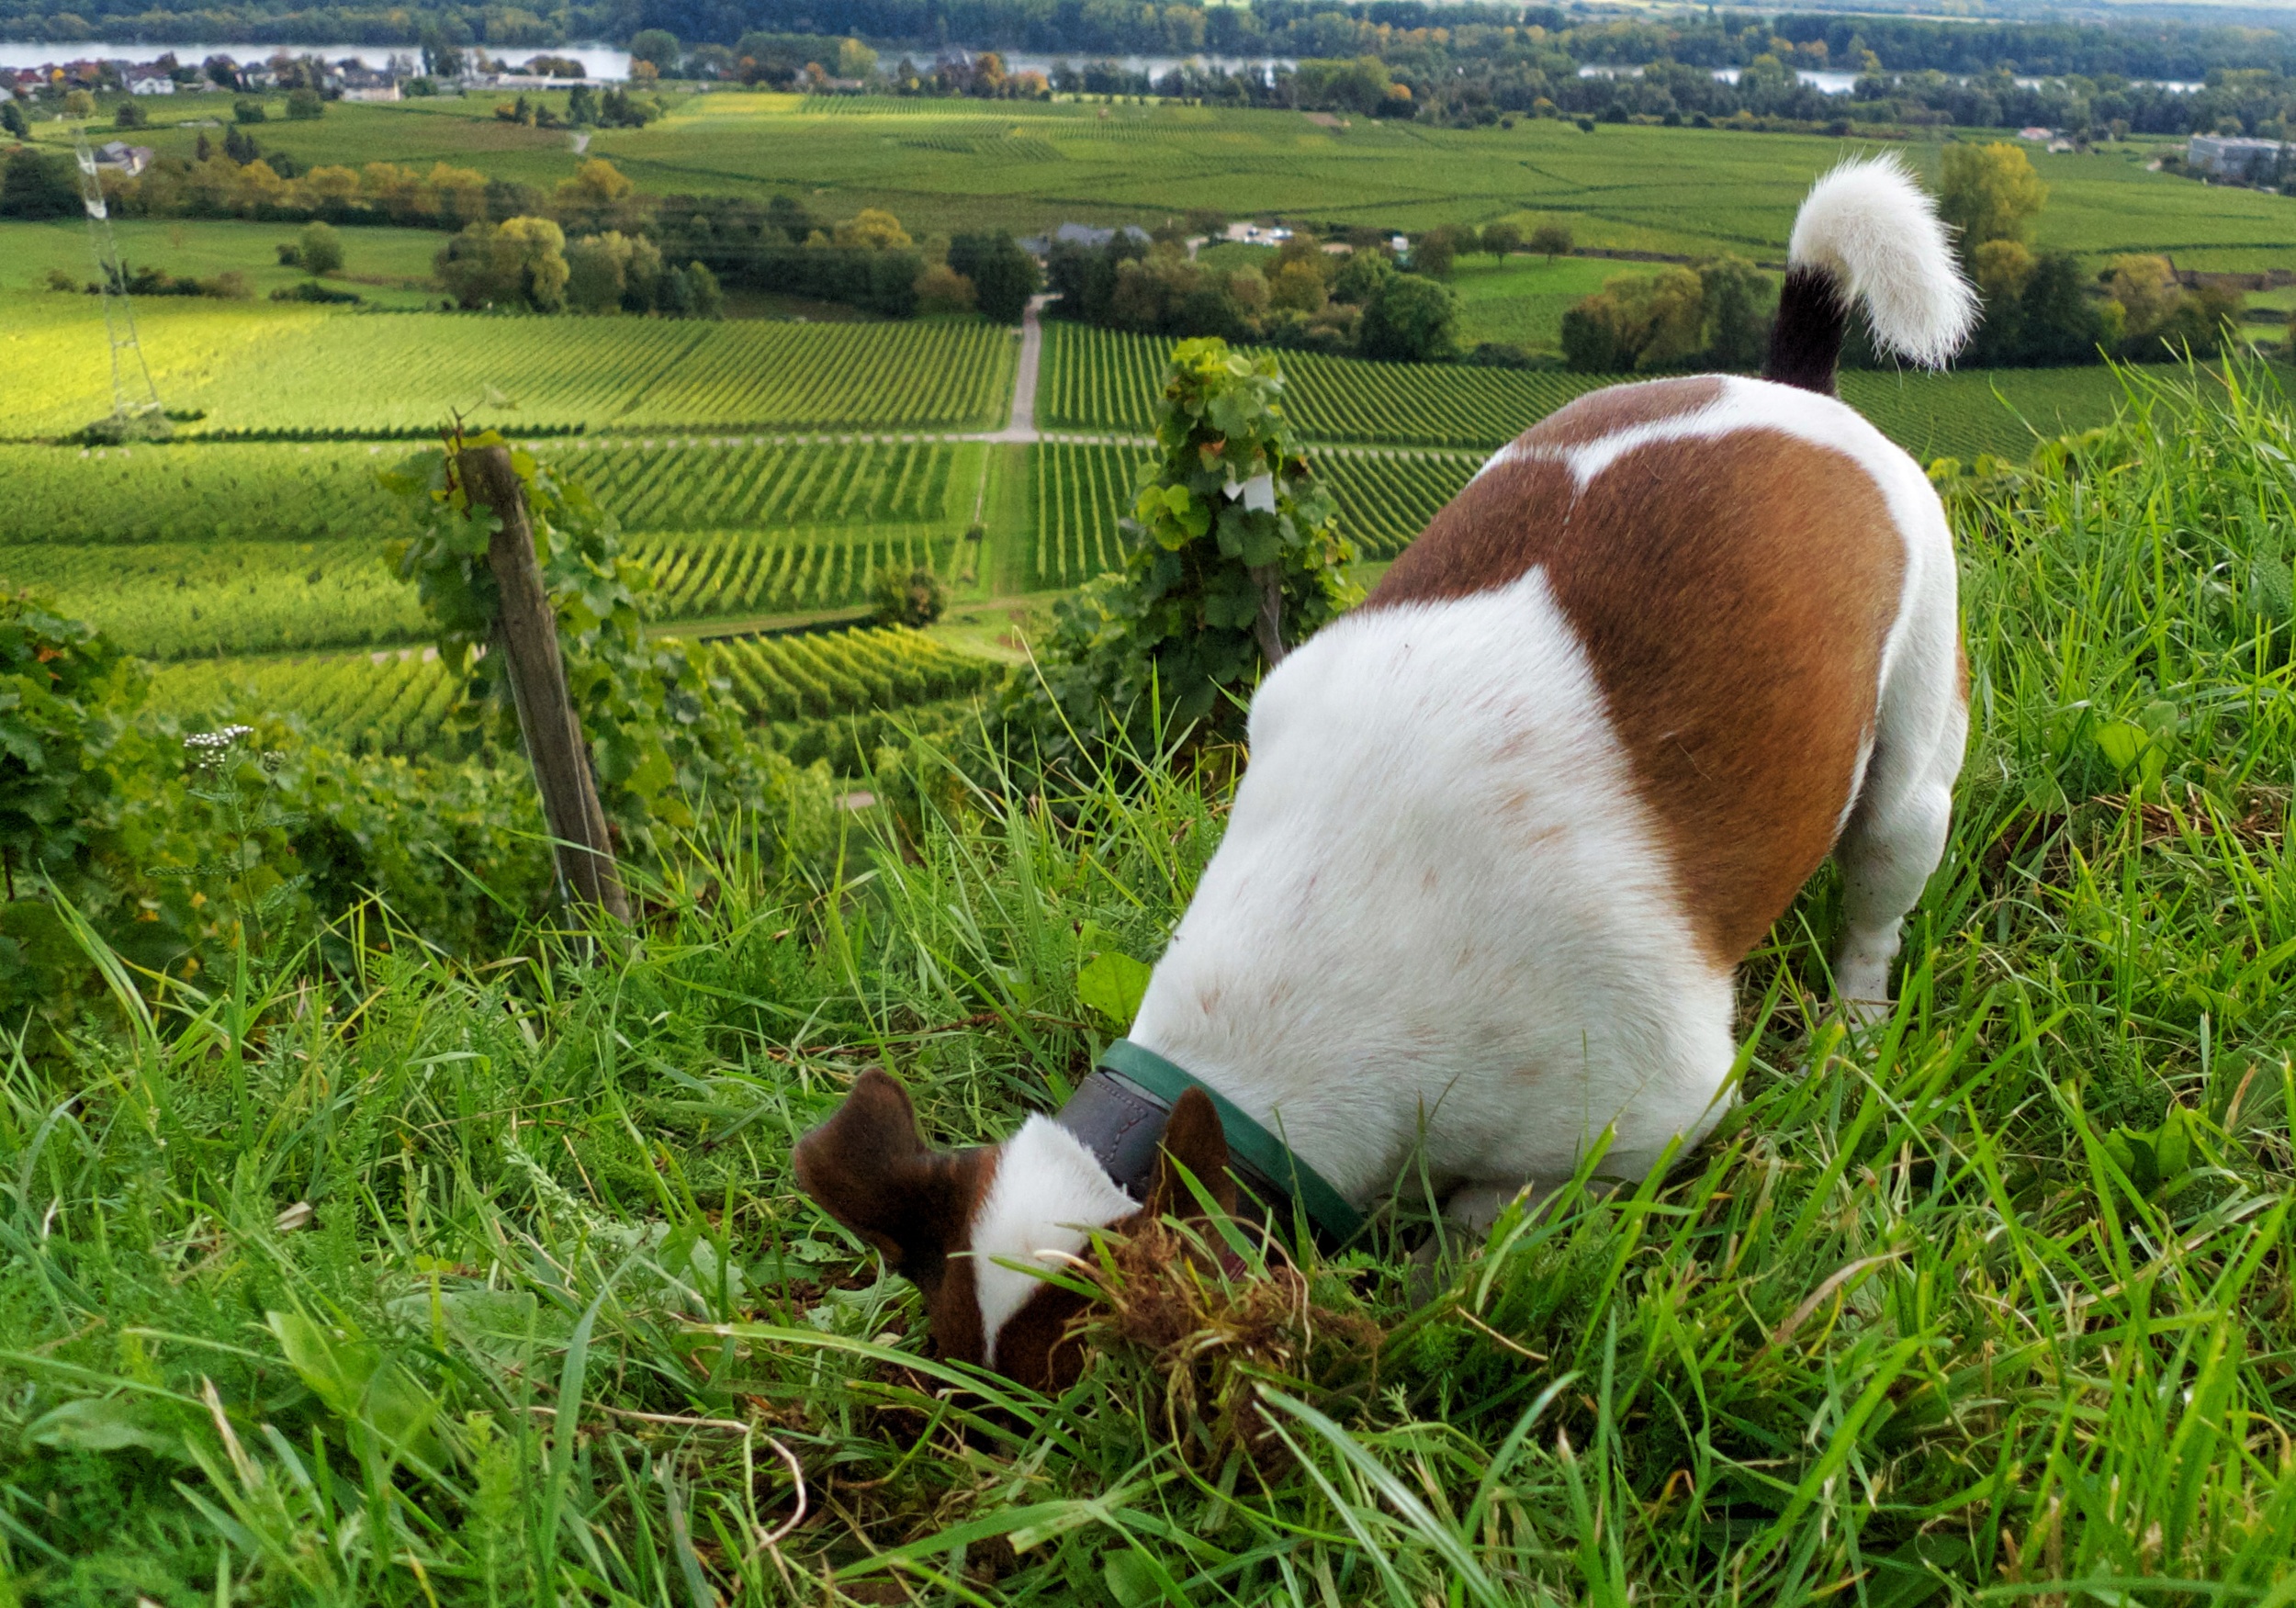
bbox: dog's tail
[1764,155,1977,395]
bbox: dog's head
[792,1068,1232,1389]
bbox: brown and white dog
[796,158,1978,1388]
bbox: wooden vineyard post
[458,444,632,925]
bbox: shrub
[297,219,343,275]
[914,263,975,316]
[1006,338,1360,760]
[232,96,267,124]
[873,567,946,627]
[286,86,324,119]
[1358,273,1459,363]
[948,232,1039,324]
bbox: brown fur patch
[1368,419,1908,966]
[1513,375,1727,450]
[791,1068,1000,1366]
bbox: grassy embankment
[2,360,2293,1603]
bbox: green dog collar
[1094,1039,1367,1245]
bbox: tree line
[1559,141,2246,376]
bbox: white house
[126,67,176,95]
[2189,134,2286,183]
[93,141,154,174]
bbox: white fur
[1121,374,1964,1208]
[968,1115,1135,1364]
[1788,154,1978,369]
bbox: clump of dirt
[1077,1213,1384,1470]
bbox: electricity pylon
[71,129,166,436]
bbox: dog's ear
[793,1068,976,1279]
[1146,1086,1237,1219]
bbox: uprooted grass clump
[1076,1211,1387,1471]
[2,358,2296,1602]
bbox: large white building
[2189,134,2287,184]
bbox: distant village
[6,48,604,105]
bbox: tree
[914,263,975,315]
[1331,249,1392,306]
[1530,221,1574,261]
[1559,267,1706,372]
[1938,141,2047,253]
[1962,239,2036,365]
[114,98,148,129]
[553,157,638,234]
[832,208,911,251]
[2106,253,2180,341]
[1004,339,1361,759]
[2,98,29,140]
[836,38,877,79]
[435,216,568,311]
[0,148,78,219]
[1698,254,1771,369]
[1359,273,1459,362]
[567,231,633,311]
[567,83,599,125]
[232,96,266,124]
[286,85,323,119]
[628,29,681,75]
[873,567,944,627]
[297,219,343,275]
[678,261,722,319]
[1481,221,1521,262]
[1410,229,1456,279]
[2012,252,2104,365]
[948,232,1038,323]
[62,89,95,118]
[766,194,816,243]
[1270,258,1327,313]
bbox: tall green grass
[5,362,2295,1604]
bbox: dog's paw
[1833,994,1895,1031]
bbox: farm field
[0,218,446,309]
[1041,320,2146,455]
[568,94,2296,267]
[1450,252,1638,351]
[7,91,599,195]
[150,624,1002,753]
[0,438,992,654]
[56,88,2269,267]
[0,299,1019,439]
[1030,440,1477,588]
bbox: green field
[151,623,1001,753]
[0,217,447,309]
[1031,440,1477,588]
[1041,320,2143,455]
[1450,252,1634,350]
[0,299,1018,439]
[0,438,993,655]
[51,91,2270,267]
[556,95,2296,268]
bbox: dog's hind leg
[1832,588,1969,1020]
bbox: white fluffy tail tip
[1787,155,1978,369]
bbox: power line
[72,128,168,438]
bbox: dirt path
[975,295,1049,444]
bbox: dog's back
[1130,158,1976,1204]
